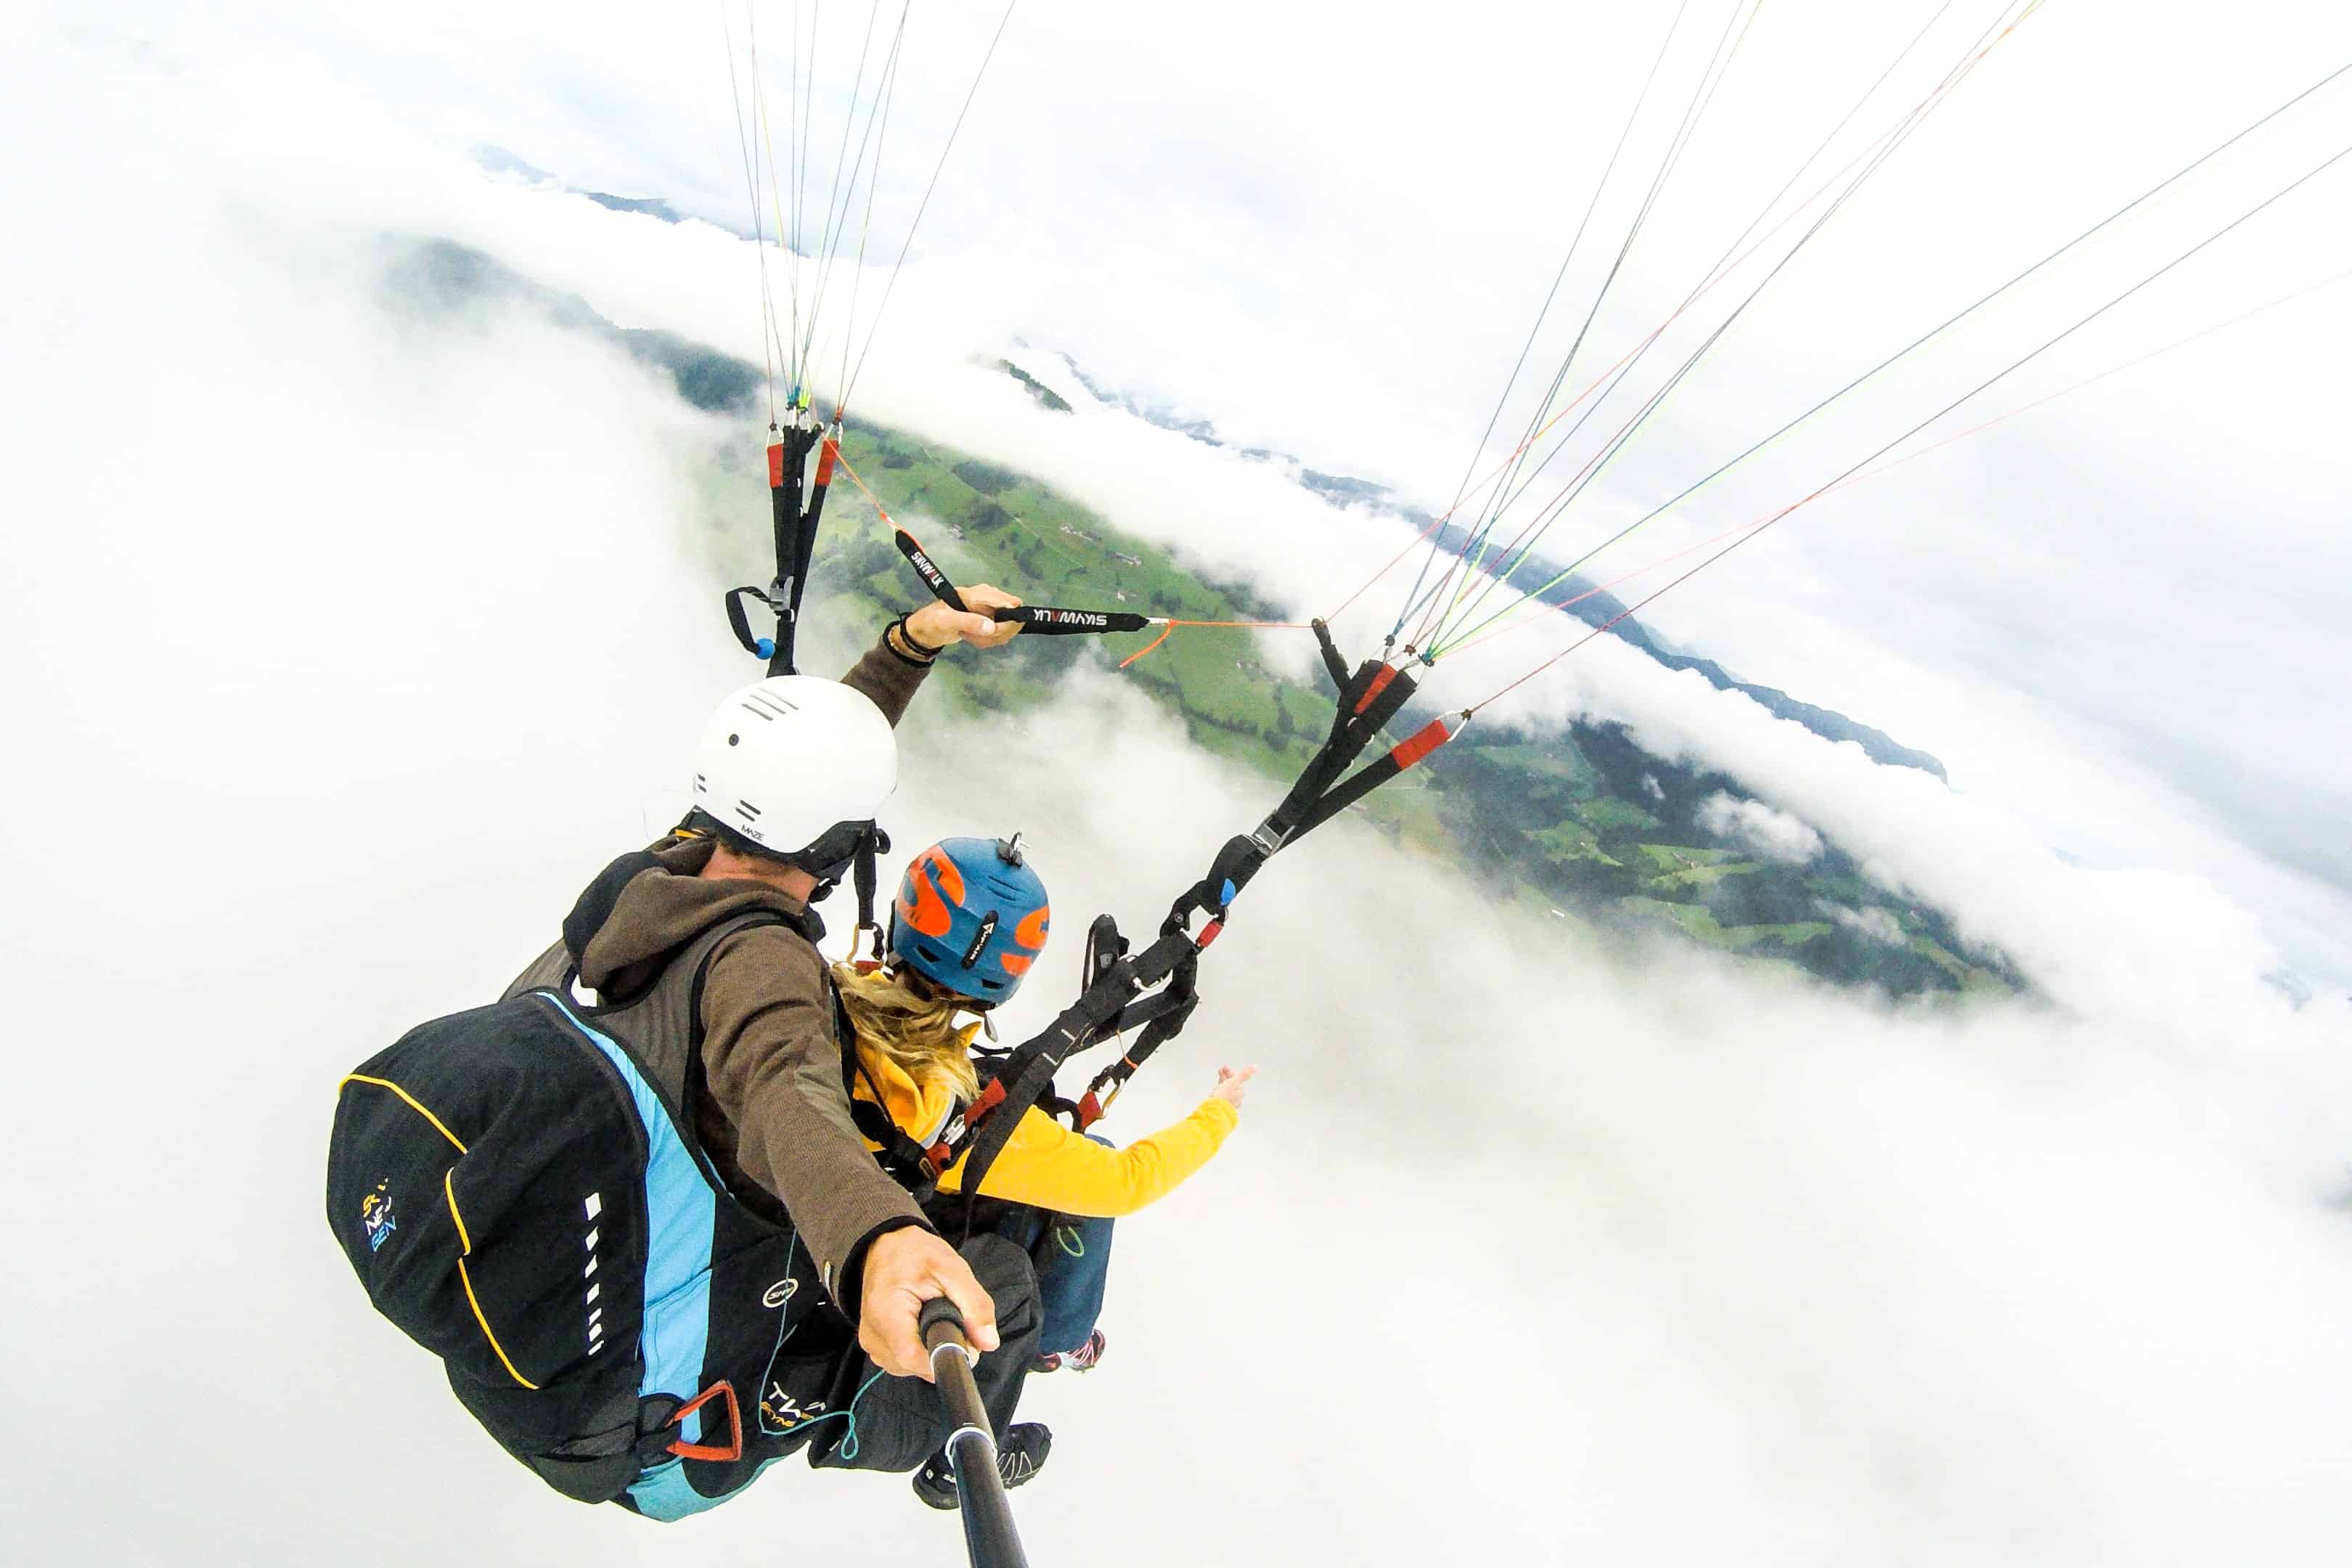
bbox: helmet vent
[737,800,763,819]
[740,690,799,721]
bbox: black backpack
[326,902,855,1520]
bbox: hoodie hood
[569,836,822,1002]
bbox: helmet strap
[849,825,886,965]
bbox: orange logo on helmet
[924,847,967,906]
[897,852,958,940]
[1012,905,1050,952]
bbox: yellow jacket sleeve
[936,1097,1239,1218]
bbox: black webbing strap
[791,436,838,638]
[944,623,1456,1222]
[833,964,998,1203]
[894,528,968,613]
[761,425,822,676]
[724,585,775,659]
[1076,944,1200,1128]
[1290,715,1459,839]
[950,957,1146,1231]
[1256,624,1421,849]
[844,1051,945,1197]
[849,826,887,963]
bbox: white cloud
[152,0,2347,990]
[1699,791,1826,865]
[10,15,2352,1567]
[1826,902,1908,944]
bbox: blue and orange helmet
[889,835,1050,1005]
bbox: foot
[910,1423,1053,1511]
[1028,1328,1107,1375]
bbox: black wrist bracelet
[889,614,944,661]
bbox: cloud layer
[7,14,2351,1567]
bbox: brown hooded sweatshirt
[568,632,936,1312]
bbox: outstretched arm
[941,1067,1257,1218]
[840,584,1026,724]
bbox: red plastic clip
[1196,920,1225,950]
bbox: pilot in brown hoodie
[547,605,1038,1474]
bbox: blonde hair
[830,963,981,1102]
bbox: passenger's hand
[907,584,1024,653]
[1210,1064,1257,1109]
[858,1228,1000,1381]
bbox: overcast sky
[7,5,2351,1565]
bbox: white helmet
[690,677,896,865]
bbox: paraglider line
[722,4,780,427]
[1463,134,2352,711]
[1116,618,1312,669]
[1330,0,2038,640]
[1432,54,2352,656]
[796,0,884,380]
[1396,0,1699,644]
[1429,0,2037,652]
[841,0,1018,415]
[840,6,911,404]
[1416,0,1758,650]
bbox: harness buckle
[666,1380,744,1463]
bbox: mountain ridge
[1049,354,1945,779]
[381,231,2008,997]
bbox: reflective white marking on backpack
[584,1205,606,1347]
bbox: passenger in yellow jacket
[838,833,1254,1509]
[844,1018,1251,1217]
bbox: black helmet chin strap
[806,825,890,965]
[850,825,889,963]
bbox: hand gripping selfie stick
[920,1298,1032,1568]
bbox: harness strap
[949,957,1146,1230]
[724,585,778,660]
[849,827,886,963]
[1076,953,1200,1130]
[836,980,1022,1203]
[1291,716,1461,840]
[935,623,1457,1211]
